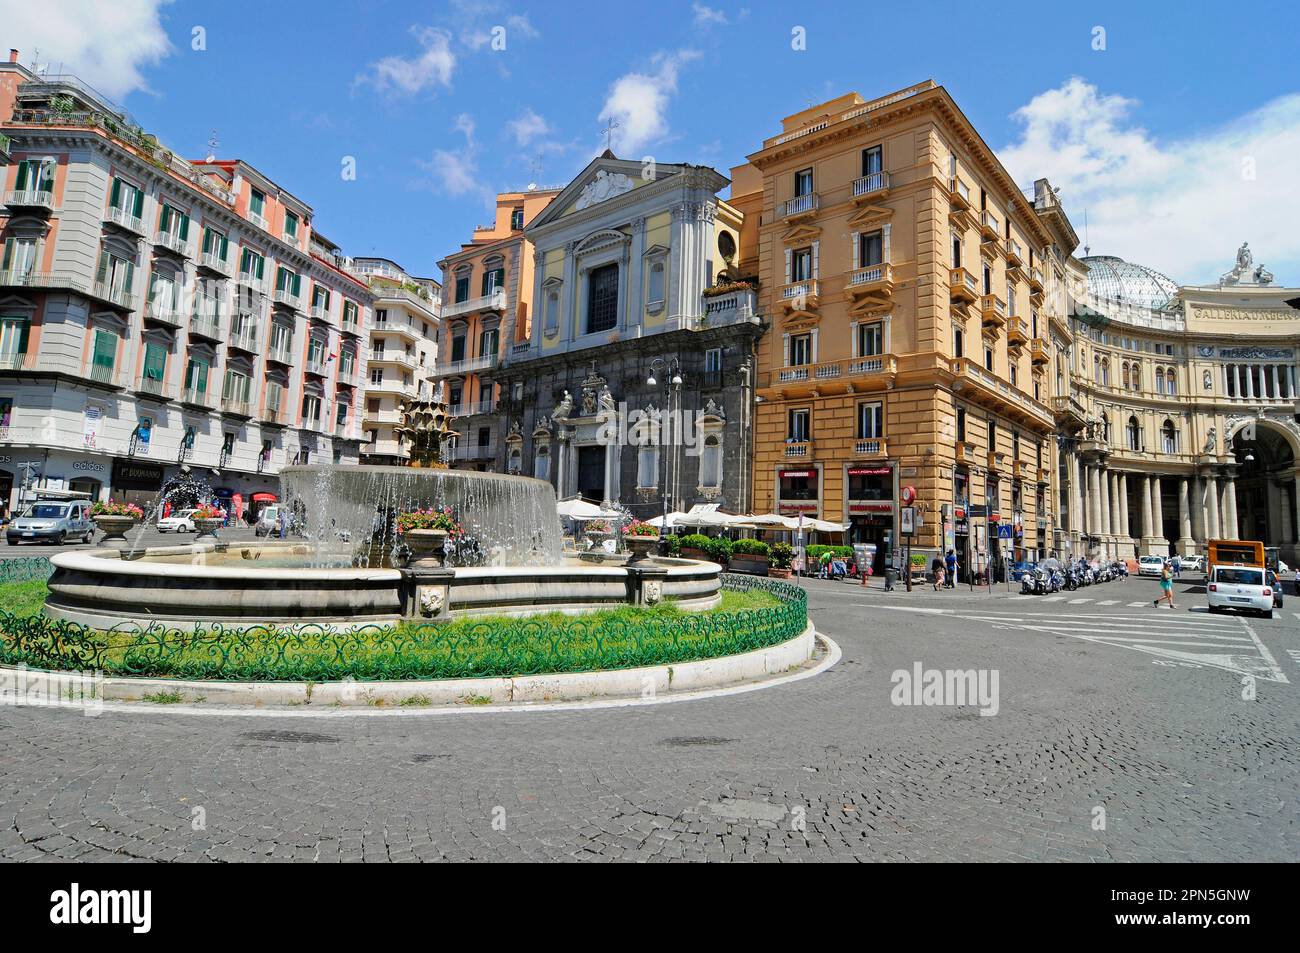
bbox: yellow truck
[1206,539,1265,573]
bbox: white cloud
[2,0,172,100]
[506,108,550,146]
[419,112,485,198]
[1000,77,1300,285]
[505,14,539,39]
[598,50,701,157]
[357,26,456,95]
[692,4,729,26]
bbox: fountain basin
[44,544,722,631]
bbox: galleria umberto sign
[1189,305,1298,323]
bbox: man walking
[944,549,957,588]
[1171,553,1182,579]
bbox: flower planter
[624,534,660,565]
[584,530,614,552]
[94,515,139,550]
[680,547,710,562]
[404,528,448,568]
[192,517,224,542]
[729,554,771,576]
[768,567,793,579]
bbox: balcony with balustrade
[440,289,506,320]
[846,262,894,302]
[261,402,288,427]
[979,209,1001,244]
[448,399,498,418]
[949,267,979,304]
[228,322,259,354]
[144,297,183,327]
[198,250,231,276]
[782,440,815,459]
[780,279,820,314]
[90,280,134,311]
[761,354,897,398]
[220,396,253,419]
[700,287,759,327]
[135,375,174,401]
[105,205,146,236]
[1030,337,1050,365]
[779,193,819,221]
[273,287,302,311]
[433,352,498,378]
[1007,316,1029,348]
[949,357,1053,428]
[852,171,891,202]
[153,229,190,258]
[1029,266,1044,297]
[4,188,55,213]
[181,385,215,409]
[852,438,888,459]
[980,294,1007,330]
[190,296,223,340]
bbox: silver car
[5,500,95,546]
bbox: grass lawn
[0,579,802,681]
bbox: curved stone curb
[0,625,833,717]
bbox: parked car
[1180,554,1205,574]
[1137,555,1166,577]
[1207,565,1273,618]
[157,508,198,533]
[254,505,283,537]
[5,499,95,546]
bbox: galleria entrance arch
[1228,417,1299,562]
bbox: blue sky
[6,0,1300,285]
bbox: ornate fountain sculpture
[393,382,460,469]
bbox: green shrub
[770,543,794,569]
[679,533,712,551]
[730,538,771,558]
[663,534,683,556]
[704,537,734,561]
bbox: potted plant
[396,506,463,568]
[621,518,660,564]
[729,537,772,575]
[90,501,144,549]
[583,519,613,550]
[704,536,734,567]
[678,533,712,562]
[769,542,795,579]
[191,504,226,541]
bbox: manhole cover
[661,736,735,747]
[238,730,340,744]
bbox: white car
[1207,565,1273,618]
[1180,555,1205,573]
[1137,555,1165,577]
[157,508,198,533]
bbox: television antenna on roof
[206,129,219,163]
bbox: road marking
[1128,601,1150,607]
[1067,598,1092,604]
[1097,600,1120,606]
[873,604,1288,683]
[1040,596,1066,602]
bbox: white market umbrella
[556,498,621,520]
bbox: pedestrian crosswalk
[876,602,1289,683]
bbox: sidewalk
[797,574,1022,598]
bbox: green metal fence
[0,570,808,682]
[0,557,55,584]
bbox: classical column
[1266,479,1283,544]
[1109,472,1122,537]
[1119,473,1131,544]
[1206,475,1221,540]
[1069,453,1083,544]
[1089,465,1103,544]
[1223,475,1239,539]
[1099,470,1112,556]
[1141,475,1154,550]
[1177,477,1195,556]
[1151,476,1165,552]
[1278,481,1293,545]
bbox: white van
[255,504,283,537]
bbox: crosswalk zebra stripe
[1097,600,1120,605]
[1128,601,1149,607]
[1067,598,1091,604]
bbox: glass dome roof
[1081,256,1180,310]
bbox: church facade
[486,153,764,516]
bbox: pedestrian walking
[931,555,945,591]
[1171,553,1182,579]
[944,549,957,588]
[1154,561,1177,609]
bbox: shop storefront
[953,467,971,583]
[111,459,165,508]
[776,467,820,517]
[846,464,893,575]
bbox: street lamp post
[646,357,683,531]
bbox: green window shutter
[179,212,189,241]
[143,343,166,380]
[276,267,286,291]
[133,187,144,217]
[122,260,135,294]
[255,255,264,279]
[1,239,12,271]
[202,228,212,254]
[14,161,28,191]
[292,273,301,296]
[110,178,121,209]
[95,251,109,286]
[220,234,229,259]
[92,330,117,369]
[159,204,171,232]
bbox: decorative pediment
[781,223,822,245]
[783,314,820,332]
[847,204,894,229]
[575,170,635,210]
[700,398,726,422]
[848,297,892,318]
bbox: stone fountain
[43,386,721,629]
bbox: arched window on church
[1127,415,1142,452]
[1161,419,1177,455]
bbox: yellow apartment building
[739,81,1077,577]
[435,187,559,469]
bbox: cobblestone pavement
[1,575,1296,862]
